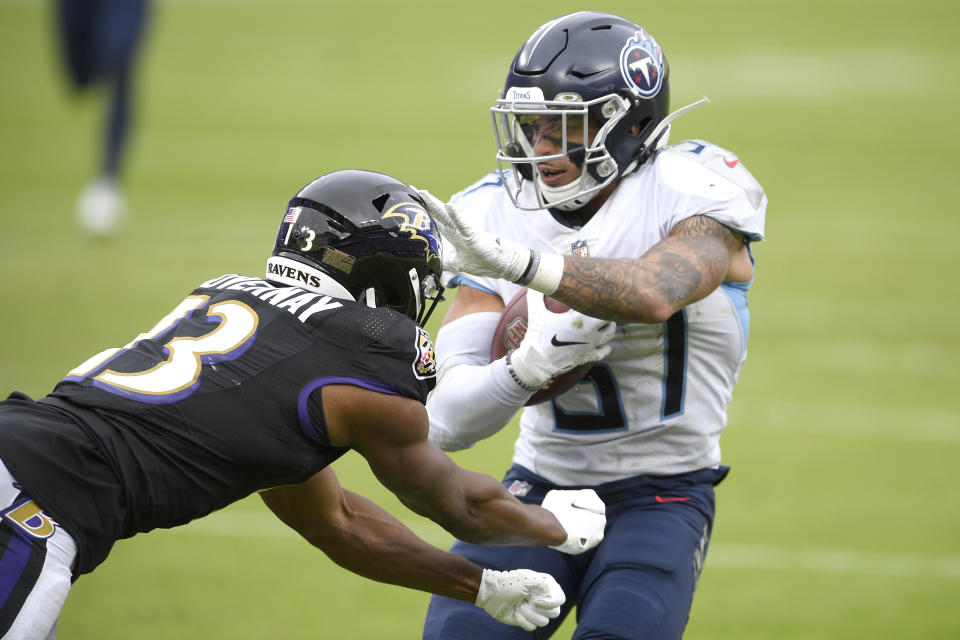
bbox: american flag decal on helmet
[282,207,302,245]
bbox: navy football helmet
[492,11,706,211]
[266,170,444,325]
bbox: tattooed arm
[418,187,754,325]
[439,215,751,327]
[552,215,750,323]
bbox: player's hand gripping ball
[491,289,611,405]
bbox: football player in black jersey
[0,170,607,638]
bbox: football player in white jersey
[420,12,767,640]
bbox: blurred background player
[421,11,767,639]
[53,0,151,235]
[0,170,608,639]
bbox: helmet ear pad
[606,113,655,178]
[588,102,657,181]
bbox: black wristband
[515,249,541,286]
[505,351,541,392]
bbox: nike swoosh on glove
[475,568,565,631]
[510,289,615,389]
[540,489,606,555]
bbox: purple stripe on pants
[0,531,35,608]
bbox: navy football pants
[422,465,727,640]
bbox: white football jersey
[446,140,767,485]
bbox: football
[491,289,593,406]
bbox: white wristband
[524,253,565,295]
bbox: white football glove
[475,568,565,631]
[510,289,615,389]
[541,489,607,555]
[418,189,532,282]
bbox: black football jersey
[0,274,437,575]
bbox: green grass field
[1,0,958,637]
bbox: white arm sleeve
[427,312,534,451]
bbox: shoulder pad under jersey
[657,139,765,210]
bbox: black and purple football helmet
[266,170,444,325]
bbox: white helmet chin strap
[537,172,601,211]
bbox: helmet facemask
[492,90,709,212]
[493,90,632,211]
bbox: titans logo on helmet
[619,29,665,98]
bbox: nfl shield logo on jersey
[571,240,590,257]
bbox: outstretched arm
[322,384,604,555]
[322,384,567,547]
[261,469,566,630]
[261,468,482,601]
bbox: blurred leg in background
[54,0,151,236]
